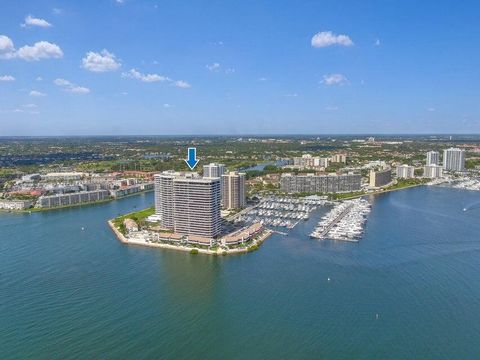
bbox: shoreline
[333,183,427,201]
[1,189,154,214]
[107,220,273,256]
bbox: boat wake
[463,201,480,212]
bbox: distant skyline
[1,0,480,135]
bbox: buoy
[81,227,85,231]
[327,277,331,282]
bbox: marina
[234,195,332,229]
[450,178,480,191]
[429,177,480,191]
[310,198,371,242]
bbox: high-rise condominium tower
[154,171,221,238]
[221,171,246,209]
[203,163,225,178]
[443,148,465,172]
[426,151,440,166]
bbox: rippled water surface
[1,187,480,359]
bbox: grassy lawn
[112,206,155,234]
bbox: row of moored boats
[235,196,331,229]
[310,198,371,242]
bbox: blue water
[1,187,480,359]
[242,159,290,171]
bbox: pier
[310,198,371,242]
[314,203,354,238]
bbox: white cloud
[36,76,43,81]
[311,31,353,48]
[116,0,125,3]
[6,107,39,115]
[52,8,63,15]
[122,68,170,82]
[206,62,221,71]
[284,93,298,97]
[53,78,70,86]
[69,86,90,94]
[0,75,15,81]
[258,77,267,81]
[206,62,235,75]
[0,35,15,59]
[17,41,63,61]
[1,36,63,61]
[82,49,121,72]
[29,90,46,97]
[427,107,435,112]
[374,38,381,46]
[22,103,37,108]
[321,73,348,86]
[163,103,172,108]
[174,80,191,88]
[325,106,339,111]
[54,78,90,94]
[21,15,52,28]
[122,68,190,88]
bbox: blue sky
[1,0,479,135]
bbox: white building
[154,172,175,228]
[21,174,41,182]
[424,165,443,178]
[443,148,465,172]
[426,151,440,166]
[293,154,329,169]
[203,163,226,178]
[0,199,33,210]
[396,165,415,179]
[38,190,109,208]
[330,154,347,163]
[42,172,86,181]
[221,171,246,209]
[154,171,221,238]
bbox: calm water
[242,159,290,171]
[1,187,480,359]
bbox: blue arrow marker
[184,147,199,170]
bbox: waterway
[241,159,290,171]
[1,187,480,359]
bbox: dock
[310,198,371,242]
[314,204,354,238]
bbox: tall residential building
[443,148,465,172]
[221,171,246,209]
[203,163,225,178]
[424,165,443,178]
[396,165,415,179]
[154,171,221,238]
[154,172,175,228]
[426,151,440,166]
[280,173,361,194]
[331,154,347,163]
[293,154,329,168]
[369,168,392,188]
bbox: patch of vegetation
[247,244,259,252]
[112,206,155,231]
